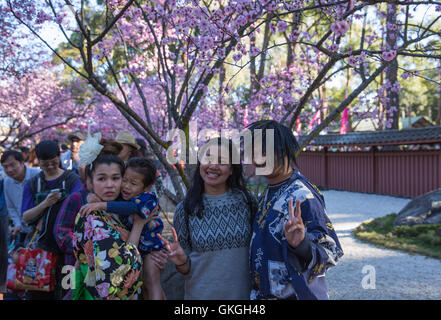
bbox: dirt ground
[158,194,176,241]
[156,195,187,299]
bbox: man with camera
[21,140,82,300]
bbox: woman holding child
[72,134,147,300]
[72,131,168,300]
[80,157,166,300]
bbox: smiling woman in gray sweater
[162,138,256,300]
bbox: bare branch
[7,0,88,80]
[298,60,392,154]
[90,0,135,46]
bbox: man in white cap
[115,130,140,162]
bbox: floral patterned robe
[73,211,143,300]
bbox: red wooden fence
[296,149,441,198]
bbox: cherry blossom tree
[0,68,93,149]
[0,3,46,79]
[3,0,440,202]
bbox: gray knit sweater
[173,189,254,300]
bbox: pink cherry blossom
[278,21,288,33]
[250,46,260,57]
[288,30,300,41]
[330,44,339,52]
[382,50,397,61]
[348,56,357,66]
[232,52,242,62]
[331,21,349,37]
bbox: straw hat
[115,131,140,150]
[68,131,86,141]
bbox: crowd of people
[0,120,344,300]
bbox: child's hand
[78,203,106,217]
[87,193,101,203]
[149,249,168,270]
[157,228,187,267]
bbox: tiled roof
[298,126,441,147]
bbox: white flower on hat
[78,129,103,167]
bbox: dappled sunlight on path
[323,190,441,300]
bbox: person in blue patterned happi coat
[247,120,343,300]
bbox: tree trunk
[286,12,301,69]
[385,4,399,130]
[218,64,226,127]
[345,64,352,132]
[378,66,385,130]
[319,85,328,119]
[436,76,441,125]
[257,19,272,84]
[250,34,257,92]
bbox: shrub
[353,214,441,260]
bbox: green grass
[353,213,441,260]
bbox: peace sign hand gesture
[284,199,306,249]
[158,227,188,267]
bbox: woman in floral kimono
[72,134,146,300]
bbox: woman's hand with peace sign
[158,227,190,274]
[284,199,306,249]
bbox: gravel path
[323,190,441,300]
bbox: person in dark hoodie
[21,140,82,300]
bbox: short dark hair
[126,157,157,187]
[1,150,24,164]
[35,140,60,160]
[86,154,126,180]
[20,146,30,153]
[247,120,300,168]
[135,138,147,157]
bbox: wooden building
[296,126,441,198]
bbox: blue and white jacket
[249,169,343,300]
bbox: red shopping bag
[7,231,59,292]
